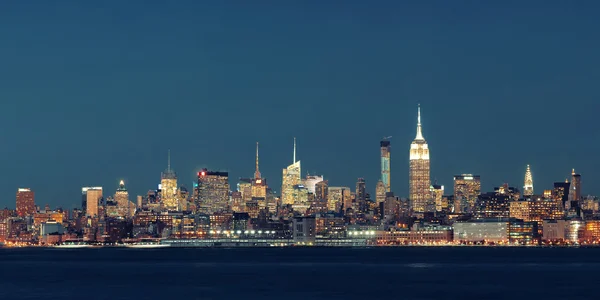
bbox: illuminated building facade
[431,184,444,212]
[161,151,178,211]
[115,180,135,217]
[196,169,230,214]
[569,169,581,202]
[327,187,350,213]
[16,188,35,217]
[494,184,520,201]
[291,185,309,214]
[86,187,103,217]
[355,178,366,202]
[237,179,253,204]
[553,181,570,208]
[453,174,481,213]
[375,180,386,204]
[303,175,324,194]
[380,139,391,192]
[281,138,301,205]
[523,165,534,196]
[453,220,508,243]
[315,180,328,202]
[473,192,510,220]
[509,196,563,234]
[252,142,268,199]
[409,105,431,214]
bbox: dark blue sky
[1,1,599,208]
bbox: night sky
[1,1,599,208]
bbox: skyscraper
[115,180,135,217]
[252,142,268,199]
[196,169,230,214]
[281,138,301,205]
[82,187,102,212]
[453,174,481,212]
[303,175,324,194]
[553,180,570,208]
[86,187,103,217]
[375,180,386,204]
[569,169,581,202]
[355,178,366,202]
[161,150,178,211]
[16,188,35,217]
[315,180,328,202]
[431,184,444,212]
[523,165,534,196]
[380,139,391,192]
[409,105,431,214]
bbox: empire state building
[409,105,430,213]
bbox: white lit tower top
[523,164,534,196]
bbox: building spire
[167,149,171,172]
[523,164,534,196]
[415,104,424,140]
[255,142,261,179]
[293,137,296,163]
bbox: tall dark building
[380,139,391,192]
[355,178,366,201]
[553,181,570,208]
[569,169,581,202]
[315,180,328,202]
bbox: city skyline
[1,1,599,207]
[1,127,590,209]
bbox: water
[1,247,599,299]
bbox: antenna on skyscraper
[167,149,171,172]
[293,137,296,163]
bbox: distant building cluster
[0,106,598,247]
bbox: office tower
[553,180,570,208]
[327,187,350,213]
[569,169,581,202]
[86,187,103,217]
[196,169,230,214]
[114,180,129,207]
[383,192,399,221]
[523,165,534,196]
[453,174,481,212]
[409,105,431,214]
[115,180,135,217]
[356,178,366,202]
[237,179,253,203]
[431,184,444,212]
[380,139,391,192]
[161,150,178,211]
[82,187,102,212]
[281,138,301,205]
[303,175,324,194]
[16,188,35,217]
[315,180,328,202]
[291,185,310,214]
[375,180,386,204]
